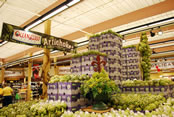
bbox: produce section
[0,24,174,117]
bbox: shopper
[2,83,13,107]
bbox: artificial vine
[138,32,152,80]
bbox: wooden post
[27,53,32,101]
[54,57,57,75]
[0,59,5,84]
[41,20,51,99]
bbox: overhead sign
[5,71,23,77]
[13,29,42,45]
[151,61,174,70]
[1,23,77,52]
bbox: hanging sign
[5,71,23,77]
[1,23,77,52]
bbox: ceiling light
[67,0,80,6]
[41,5,68,21]
[152,49,156,54]
[25,20,43,31]
[150,29,155,37]
[158,30,163,35]
[157,27,163,35]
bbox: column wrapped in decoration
[138,32,152,80]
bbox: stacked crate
[122,48,128,80]
[81,55,96,77]
[71,57,82,75]
[89,33,122,80]
[58,82,89,111]
[122,47,142,80]
[47,83,59,101]
[88,36,99,51]
[71,54,106,77]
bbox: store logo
[12,29,42,45]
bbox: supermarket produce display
[80,69,120,110]
[122,45,142,80]
[111,93,166,111]
[0,100,66,117]
[1,29,174,117]
[88,30,123,80]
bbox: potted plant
[81,68,120,110]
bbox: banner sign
[5,71,23,77]
[1,23,77,52]
[12,29,42,45]
[151,61,174,70]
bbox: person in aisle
[2,83,13,107]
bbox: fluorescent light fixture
[41,5,68,21]
[149,18,174,27]
[0,41,8,46]
[25,20,43,31]
[51,50,59,54]
[120,25,148,35]
[78,41,88,46]
[67,0,80,6]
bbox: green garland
[89,30,123,39]
[72,50,107,58]
[138,32,152,80]
[122,45,138,50]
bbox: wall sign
[1,23,77,52]
[151,61,174,70]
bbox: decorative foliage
[49,74,90,83]
[72,50,107,58]
[121,79,174,87]
[62,97,174,117]
[111,93,166,111]
[138,32,152,80]
[89,30,123,39]
[80,69,120,103]
[122,45,137,49]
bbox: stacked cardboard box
[122,47,142,80]
[58,82,89,111]
[47,83,59,100]
[89,33,122,80]
[71,57,82,75]
[71,54,106,77]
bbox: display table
[82,106,111,113]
